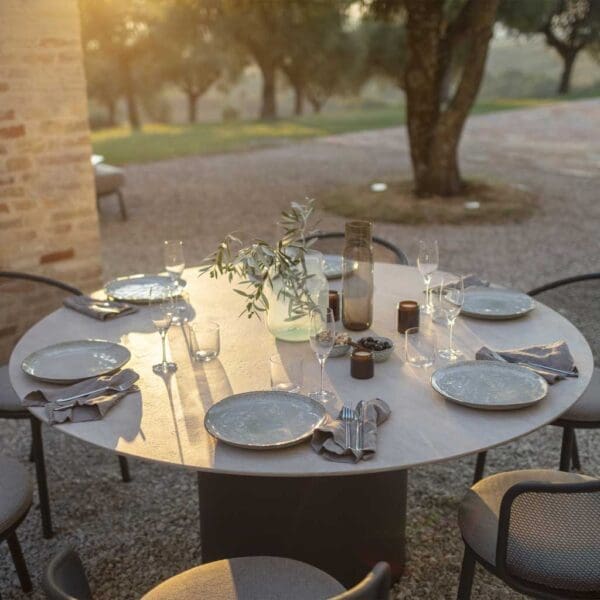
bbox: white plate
[323,255,355,280]
[204,391,327,449]
[431,361,547,410]
[456,287,535,320]
[22,340,131,383]
[105,274,183,303]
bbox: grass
[91,98,555,166]
[319,179,538,225]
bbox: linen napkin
[430,274,489,294]
[63,295,138,320]
[23,369,139,425]
[311,398,390,463]
[476,341,578,384]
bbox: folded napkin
[430,274,489,294]
[23,369,139,425]
[311,398,390,463]
[476,341,577,384]
[64,295,138,320]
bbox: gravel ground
[1,100,599,599]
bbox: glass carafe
[342,221,374,331]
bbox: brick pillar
[0,0,102,361]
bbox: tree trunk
[187,93,199,123]
[557,51,576,95]
[293,83,304,116]
[259,62,277,120]
[121,59,141,131]
[308,96,322,114]
[105,100,117,127]
[404,0,498,196]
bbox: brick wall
[0,0,102,362]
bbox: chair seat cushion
[142,556,345,600]
[557,367,600,424]
[0,456,33,534]
[459,469,593,567]
[94,163,125,196]
[0,364,26,413]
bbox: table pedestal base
[197,469,407,588]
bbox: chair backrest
[42,547,93,600]
[330,562,391,600]
[0,271,83,296]
[305,232,408,265]
[527,272,600,361]
[496,478,600,598]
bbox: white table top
[9,264,593,477]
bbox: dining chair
[305,231,409,265]
[0,455,33,595]
[0,271,132,539]
[42,546,93,600]
[456,468,600,599]
[141,556,392,599]
[472,272,600,484]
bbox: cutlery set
[341,404,365,453]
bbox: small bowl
[329,334,352,358]
[357,336,395,363]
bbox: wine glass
[164,240,185,289]
[309,308,336,405]
[149,287,177,374]
[437,276,465,361]
[417,240,439,315]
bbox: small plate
[105,274,183,303]
[22,340,131,383]
[204,391,327,450]
[431,361,547,410]
[323,255,355,280]
[454,287,535,320]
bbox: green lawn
[92,98,554,166]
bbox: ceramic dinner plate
[323,254,355,280]
[431,361,547,410]
[105,274,184,303]
[22,339,131,383]
[204,391,327,449]
[455,287,536,320]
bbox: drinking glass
[270,355,303,393]
[164,240,185,289]
[149,288,177,374]
[405,327,437,368]
[417,239,439,315]
[437,277,465,361]
[191,321,220,362]
[309,308,336,405]
[171,290,192,326]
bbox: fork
[55,371,139,404]
[341,406,354,451]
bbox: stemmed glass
[437,276,465,361]
[417,240,439,315]
[164,240,185,290]
[150,287,177,374]
[309,308,335,405]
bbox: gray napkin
[311,398,390,463]
[430,274,489,294]
[476,341,577,384]
[23,369,139,424]
[64,295,138,320]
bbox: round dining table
[9,264,594,586]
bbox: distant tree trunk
[404,0,498,197]
[557,51,577,95]
[259,61,277,120]
[187,92,199,123]
[307,95,323,114]
[293,84,304,116]
[104,99,117,127]
[121,58,141,131]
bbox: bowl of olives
[357,336,395,362]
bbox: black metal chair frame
[305,231,409,265]
[472,272,600,484]
[0,271,131,540]
[458,478,600,599]
[333,561,391,599]
[0,506,33,594]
